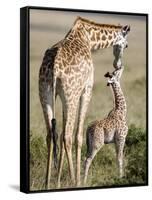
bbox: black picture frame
[20,6,148,193]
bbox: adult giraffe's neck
[110,82,127,117]
[73,17,122,50]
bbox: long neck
[71,17,122,50]
[110,82,127,117]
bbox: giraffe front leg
[115,133,127,178]
[76,83,93,186]
[117,148,124,178]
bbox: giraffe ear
[104,72,113,78]
[122,25,130,36]
[104,72,109,77]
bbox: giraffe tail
[52,74,58,169]
[51,118,58,169]
[86,127,92,158]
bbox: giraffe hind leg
[42,103,54,189]
[75,83,93,186]
[39,87,54,189]
[83,129,104,185]
[57,110,66,188]
[83,146,102,185]
[63,100,79,185]
[57,133,65,188]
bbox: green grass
[30,125,147,190]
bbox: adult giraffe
[39,16,130,189]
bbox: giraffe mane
[75,16,123,30]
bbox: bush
[83,124,147,186]
[30,134,47,190]
[29,124,147,189]
[124,124,147,184]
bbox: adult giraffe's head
[113,25,130,69]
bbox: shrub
[30,134,47,190]
[29,124,147,189]
[124,124,147,184]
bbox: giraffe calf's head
[104,66,124,86]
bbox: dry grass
[29,10,147,191]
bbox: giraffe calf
[83,66,128,185]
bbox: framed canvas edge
[20,6,149,194]
[20,7,30,193]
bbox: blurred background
[29,9,147,190]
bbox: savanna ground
[29,9,147,191]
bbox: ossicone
[122,25,131,36]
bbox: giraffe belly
[104,130,115,144]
